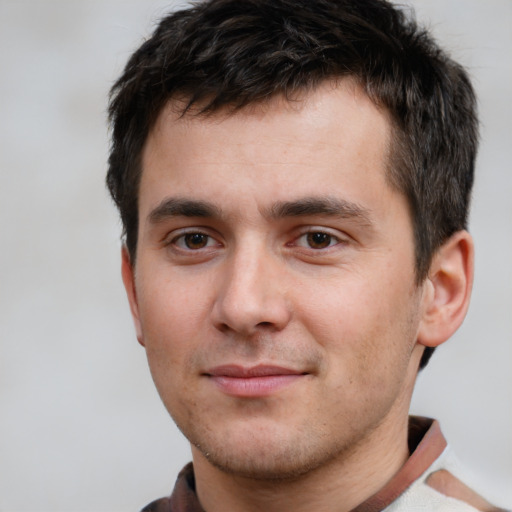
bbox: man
[106,0,506,510]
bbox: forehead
[140,80,395,217]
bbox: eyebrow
[267,197,373,225]
[148,197,222,224]
[147,195,373,226]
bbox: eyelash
[166,227,346,254]
[292,230,345,250]
[168,230,220,251]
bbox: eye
[296,231,341,250]
[173,232,217,250]
[305,232,334,249]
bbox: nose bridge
[212,237,290,334]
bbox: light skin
[122,80,473,512]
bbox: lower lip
[209,375,304,397]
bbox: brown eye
[306,232,332,249]
[183,233,209,249]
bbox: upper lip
[205,365,306,378]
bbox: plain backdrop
[0,1,510,510]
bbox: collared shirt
[140,417,498,512]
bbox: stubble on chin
[188,420,349,481]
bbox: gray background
[0,1,510,510]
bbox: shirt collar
[352,416,447,512]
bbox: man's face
[124,81,428,479]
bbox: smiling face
[123,80,430,480]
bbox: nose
[211,245,292,336]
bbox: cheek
[299,270,418,378]
[139,270,210,335]
[136,276,211,379]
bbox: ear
[417,231,474,348]
[121,246,145,346]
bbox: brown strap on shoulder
[141,496,172,512]
[426,469,507,512]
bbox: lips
[205,365,307,397]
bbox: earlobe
[121,246,145,346]
[417,231,474,348]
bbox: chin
[202,446,332,481]
[187,421,343,481]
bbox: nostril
[216,322,232,333]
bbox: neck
[192,411,411,512]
